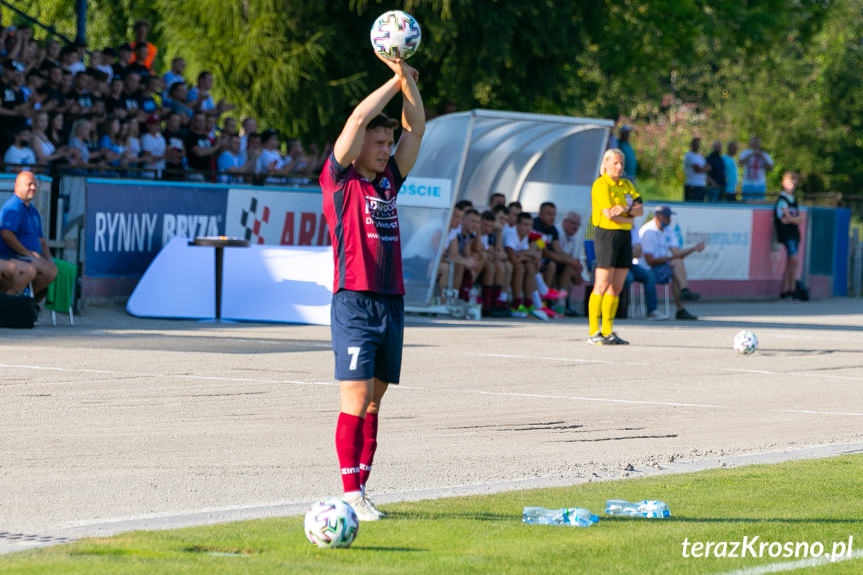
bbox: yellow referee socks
[588,292,603,335]
[601,295,619,337]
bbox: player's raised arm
[389,58,425,176]
[332,70,401,168]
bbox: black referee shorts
[594,228,633,269]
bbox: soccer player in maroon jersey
[319,54,424,521]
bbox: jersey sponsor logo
[364,195,398,221]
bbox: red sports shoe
[544,289,567,301]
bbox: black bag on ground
[0,294,38,328]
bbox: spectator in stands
[217,135,256,183]
[555,211,587,316]
[220,116,239,139]
[0,171,57,301]
[775,171,804,300]
[126,43,151,77]
[42,39,61,68]
[162,112,187,179]
[0,60,29,154]
[31,110,76,165]
[185,112,221,180]
[0,257,35,295]
[138,75,163,116]
[37,64,67,112]
[256,129,297,182]
[59,44,84,76]
[163,57,186,89]
[140,114,165,178]
[167,81,193,121]
[113,43,133,79]
[121,71,144,120]
[3,125,36,170]
[638,206,702,320]
[104,75,125,116]
[98,116,126,168]
[239,116,257,158]
[705,140,725,203]
[722,141,739,202]
[96,47,115,81]
[504,211,546,320]
[478,210,509,317]
[188,71,216,114]
[69,118,106,166]
[121,118,142,171]
[46,111,70,151]
[67,70,94,119]
[130,20,157,71]
[683,137,710,202]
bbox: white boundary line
[2,362,862,415]
[715,548,863,575]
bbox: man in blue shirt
[0,171,57,300]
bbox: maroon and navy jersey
[320,154,405,295]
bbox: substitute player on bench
[319,54,424,521]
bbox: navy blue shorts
[783,239,799,257]
[331,290,404,384]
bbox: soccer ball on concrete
[370,10,422,61]
[304,497,359,548]
[732,330,758,355]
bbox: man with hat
[141,114,166,178]
[637,205,704,320]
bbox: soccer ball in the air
[370,10,422,61]
[304,497,359,548]
[732,330,758,355]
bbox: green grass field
[2,455,861,574]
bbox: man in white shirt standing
[683,137,711,203]
[638,206,704,320]
[738,136,774,201]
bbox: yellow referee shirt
[591,173,640,230]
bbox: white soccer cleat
[343,492,381,522]
[646,310,668,321]
[363,493,387,519]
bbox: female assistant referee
[587,148,643,345]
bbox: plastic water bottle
[605,499,670,518]
[522,506,598,527]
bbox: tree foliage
[7,0,863,199]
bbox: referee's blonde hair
[600,148,625,176]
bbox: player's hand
[609,205,626,217]
[695,241,706,252]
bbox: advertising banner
[85,180,227,277]
[396,177,452,209]
[225,188,329,246]
[640,204,753,280]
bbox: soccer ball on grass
[370,10,422,61]
[304,497,359,548]
[732,330,758,355]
